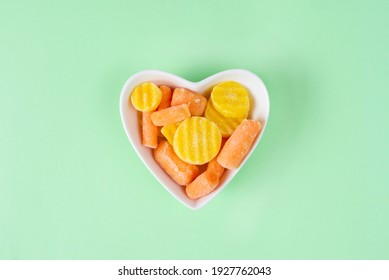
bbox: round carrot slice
[130,82,162,112]
[205,99,245,137]
[173,117,222,165]
[210,81,250,118]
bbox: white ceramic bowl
[120,69,270,210]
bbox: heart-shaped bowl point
[120,69,270,210]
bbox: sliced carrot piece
[154,140,199,186]
[142,111,158,148]
[185,171,219,200]
[217,119,262,169]
[173,117,222,165]
[207,158,225,179]
[158,85,172,110]
[161,122,181,145]
[205,99,245,137]
[151,104,191,126]
[130,82,162,112]
[210,81,249,118]
[171,88,207,116]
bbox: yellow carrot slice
[130,82,162,112]
[210,81,249,118]
[173,117,222,165]
[186,171,219,200]
[161,122,181,145]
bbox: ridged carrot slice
[130,82,162,112]
[210,81,249,118]
[205,99,245,137]
[173,117,221,165]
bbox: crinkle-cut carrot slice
[130,82,162,112]
[185,158,225,200]
[210,81,249,118]
[205,99,245,137]
[173,117,221,165]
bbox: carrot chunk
[217,120,262,169]
[154,141,199,186]
[142,111,158,148]
[157,85,172,110]
[151,104,191,126]
[185,157,225,200]
[186,171,219,200]
[171,88,207,116]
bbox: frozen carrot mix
[128,79,262,200]
[130,82,162,112]
[171,88,207,116]
[157,85,172,110]
[151,103,191,126]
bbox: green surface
[0,0,388,260]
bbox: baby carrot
[158,85,172,110]
[142,111,158,148]
[217,119,262,169]
[185,171,219,200]
[171,88,207,116]
[185,157,225,200]
[151,104,191,126]
[154,140,199,186]
[207,157,225,179]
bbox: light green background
[1,0,388,259]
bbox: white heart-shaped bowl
[120,69,270,210]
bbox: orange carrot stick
[154,140,199,186]
[217,120,262,169]
[185,171,219,200]
[185,157,225,200]
[207,158,225,178]
[142,111,158,148]
[171,88,207,116]
[151,104,191,126]
[158,85,172,110]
